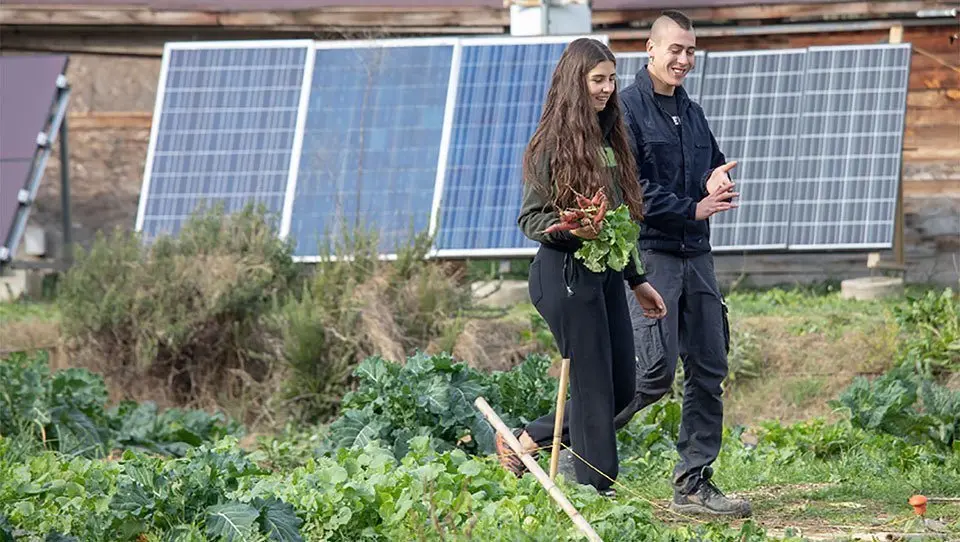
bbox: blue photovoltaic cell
[289,44,454,257]
[435,41,569,253]
[614,51,706,101]
[700,50,806,251]
[139,45,309,241]
[790,44,911,249]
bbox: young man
[613,10,751,518]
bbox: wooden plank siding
[0,1,952,29]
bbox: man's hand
[695,183,738,221]
[706,161,737,195]
[633,282,667,319]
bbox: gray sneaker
[557,449,577,481]
[670,479,752,518]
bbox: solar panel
[132,38,912,260]
[135,41,313,242]
[699,49,807,251]
[285,39,457,259]
[614,51,706,101]
[0,54,70,264]
[432,36,608,257]
[789,44,911,249]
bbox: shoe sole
[669,502,752,519]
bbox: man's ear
[645,38,655,57]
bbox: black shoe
[670,479,751,518]
[598,487,617,498]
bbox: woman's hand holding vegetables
[542,188,608,239]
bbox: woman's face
[586,60,617,112]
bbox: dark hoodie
[516,110,647,288]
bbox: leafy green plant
[575,204,642,273]
[239,436,772,542]
[322,352,495,459]
[108,438,300,541]
[892,287,959,378]
[321,352,563,460]
[0,351,241,460]
[616,400,681,467]
[832,363,959,453]
[483,353,558,427]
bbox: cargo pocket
[634,317,665,373]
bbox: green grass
[0,300,59,324]
[610,416,960,536]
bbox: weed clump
[276,226,474,423]
[57,205,298,419]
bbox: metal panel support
[59,115,73,266]
[890,24,906,268]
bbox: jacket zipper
[651,94,688,254]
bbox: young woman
[499,38,667,496]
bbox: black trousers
[613,250,730,494]
[522,245,636,490]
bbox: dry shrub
[56,205,298,422]
[277,225,474,423]
[446,318,539,373]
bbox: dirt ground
[652,483,958,542]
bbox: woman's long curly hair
[522,38,644,221]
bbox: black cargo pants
[523,245,636,491]
[613,250,730,494]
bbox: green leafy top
[574,203,643,274]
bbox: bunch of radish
[542,188,609,235]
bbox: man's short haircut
[659,10,693,31]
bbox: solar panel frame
[135,39,314,242]
[0,55,71,264]
[699,48,808,253]
[787,43,912,251]
[429,34,610,259]
[285,37,460,262]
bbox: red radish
[591,188,605,206]
[593,197,608,225]
[544,187,610,235]
[560,209,586,223]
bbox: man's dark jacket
[619,65,727,256]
